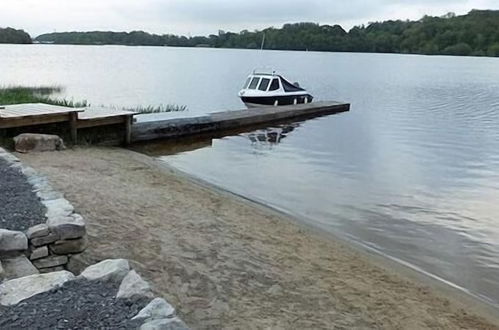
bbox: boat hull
[240,94,313,107]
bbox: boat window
[248,77,260,89]
[258,78,271,91]
[269,78,280,91]
[243,77,251,89]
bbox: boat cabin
[238,71,313,107]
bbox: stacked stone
[27,212,87,273]
[0,229,38,280]
[0,147,87,276]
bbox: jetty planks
[132,101,350,142]
[0,104,136,144]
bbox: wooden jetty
[0,104,136,144]
[132,101,350,142]
[0,101,349,145]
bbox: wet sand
[19,147,499,329]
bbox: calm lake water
[2,45,499,306]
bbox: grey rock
[79,259,130,283]
[13,133,65,153]
[116,270,153,300]
[43,198,74,219]
[140,318,189,330]
[36,188,63,201]
[32,255,68,269]
[30,232,59,247]
[0,260,4,280]
[0,229,28,253]
[132,298,175,321]
[1,255,39,280]
[26,224,50,239]
[66,252,91,275]
[47,213,86,240]
[18,165,38,178]
[49,236,88,255]
[39,266,65,274]
[28,176,50,191]
[30,246,49,260]
[0,151,19,163]
[0,271,75,306]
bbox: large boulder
[79,259,130,283]
[0,271,75,306]
[47,213,85,240]
[132,298,175,322]
[1,255,39,280]
[116,270,153,300]
[13,133,65,153]
[0,229,28,254]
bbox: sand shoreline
[19,146,499,329]
[161,161,499,319]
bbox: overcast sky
[2,0,499,37]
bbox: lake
[2,44,499,306]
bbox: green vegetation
[35,10,499,57]
[123,104,187,114]
[0,86,186,114]
[0,86,87,107]
[0,28,32,44]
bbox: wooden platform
[76,107,135,144]
[132,101,350,142]
[0,103,136,144]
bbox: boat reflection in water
[245,123,299,148]
[133,122,301,157]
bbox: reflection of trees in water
[247,123,299,147]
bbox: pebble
[0,280,148,329]
[0,158,46,231]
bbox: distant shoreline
[3,9,499,58]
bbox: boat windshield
[269,78,280,91]
[258,78,271,91]
[248,77,260,89]
[243,77,251,89]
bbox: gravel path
[0,279,149,329]
[0,158,46,231]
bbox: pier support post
[69,112,78,144]
[124,115,132,145]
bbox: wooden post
[124,115,132,145]
[69,112,78,144]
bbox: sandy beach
[19,147,499,329]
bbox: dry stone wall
[0,147,87,277]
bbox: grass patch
[0,86,187,114]
[123,104,187,114]
[0,86,88,108]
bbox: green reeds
[123,104,187,114]
[0,86,187,114]
[0,86,88,108]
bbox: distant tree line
[30,10,499,57]
[0,28,32,44]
